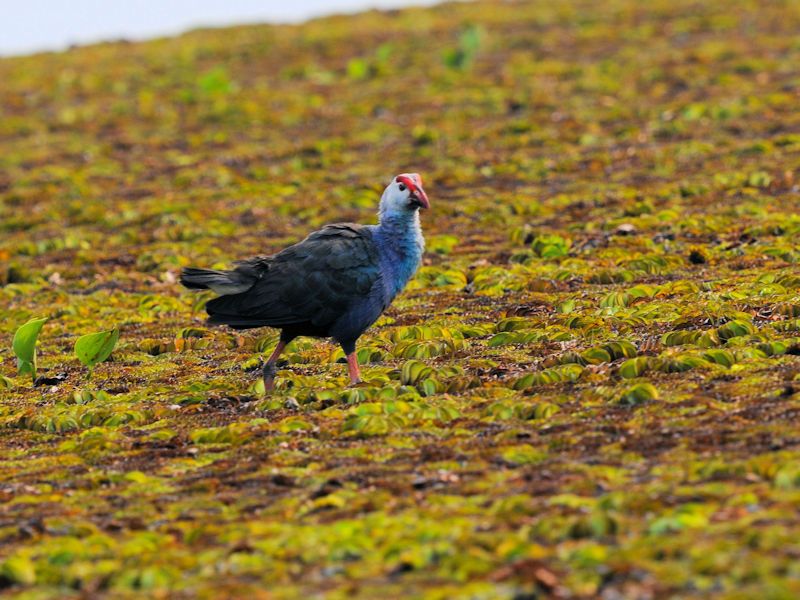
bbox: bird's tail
[180,267,253,295]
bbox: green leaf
[418,378,441,397]
[531,234,570,258]
[401,360,431,385]
[198,66,232,94]
[488,332,515,347]
[1,555,36,585]
[74,328,119,375]
[346,58,369,80]
[557,299,576,314]
[619,357,653,379]
[496,317,531,332]
[249,379,266,396]
[279,418,314,433]
[177,327,212,339]
[617,383,660,405]
[502,444,546,465]
[600,292,631,308]
[602,341,638,360]
[442,25,484,71]
[533,403,559,419]
[580,347,612,365]
[702,349,736,367]
[12,317,47,382]
[748,171,772,188]
[427,234,460,254]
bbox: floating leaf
[346,58,370,80]
[600,292,632,307]
[0,555,36,585]
[701,349,736,367]
[12,317,47,383]
[616,382,660,405]
[74,328,119,375]
[602,341,638,360]
[531,234,571,258]
[249,379,266,396]
[502,444,546,465]
[558,299,577,314]
[496,317,532,332]
[533,402,559,419]
[662,330,701,347]
[427,234,460,254]
[418,377,441,397]
[177,327,212,339]
[580,347,612,365]
[513,364,584,390]
[400,360,431,385]
[619,357,655,378]
[355,346,387,364]
[660,354,712,373]
[442,24,484,70]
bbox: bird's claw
[261,362,279,394]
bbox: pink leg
[262,341,287,392]
[346,352,362,386]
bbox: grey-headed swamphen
[180,173,429,391]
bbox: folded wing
[196,224,382,330]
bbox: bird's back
[203,223,383,336]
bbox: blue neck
[374,210,425,298]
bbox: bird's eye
[398,183,406,191]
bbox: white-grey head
[379,173,430,219]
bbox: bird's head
[379,173,430,217]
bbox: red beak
[411,186,430,210]
[396,173,430,210]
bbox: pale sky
[0,0,442,57]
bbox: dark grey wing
[205,224,381,328]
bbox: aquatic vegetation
[2,0,800,598]
[11,317,47,382]
[74,328,119,376]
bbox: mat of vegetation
[2,0,800,598]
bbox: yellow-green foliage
[2,1,800,598]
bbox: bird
[180,173,429,391]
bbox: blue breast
[371,219,424,303]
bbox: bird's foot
[345,352,362,388]
[262,361,278,393]
[347,379,366,388]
